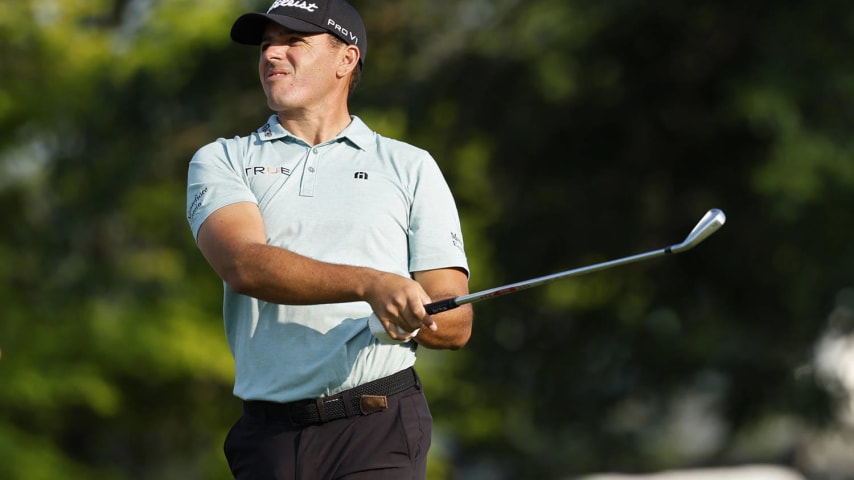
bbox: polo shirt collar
[255,115,372,151]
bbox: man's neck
[276,106,352,147]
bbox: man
[185,0,472,478]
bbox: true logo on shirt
[245,166,292,176]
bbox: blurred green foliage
[2,0,853,479]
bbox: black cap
[231,0,367,65]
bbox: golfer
[185,0,472,478]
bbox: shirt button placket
[300,147,320,197]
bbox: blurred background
[2,0,853,478]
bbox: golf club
[425,208,726,314]
[369,208,725,343]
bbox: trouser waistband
[243,367,420,427]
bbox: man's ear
[337,45,360,78]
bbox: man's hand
[363,271,437,341]
[365,268,472,349]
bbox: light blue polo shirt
[187,115,468,403]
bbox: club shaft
[424,209,726,315]
[425,246,672,314]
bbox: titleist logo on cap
[267,0,319,13]
[229,0,366,62]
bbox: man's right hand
[363,271,437,341]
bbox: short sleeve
[407,154,469,276]
[186,138,258,241]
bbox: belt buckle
[315,394,344,423]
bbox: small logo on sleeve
[188,187,208,222]
[451,232,464,251]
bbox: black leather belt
[243,367,420,427]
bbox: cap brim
[230,13,327,45]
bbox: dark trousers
[224,373,432,479]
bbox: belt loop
[340,390,356,418]
[412,367,422,389]
[315,397,330,423]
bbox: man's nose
[263,45,286,61]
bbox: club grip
[425,297,459,315]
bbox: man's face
[258,23,342,113]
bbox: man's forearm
[197,202,441,332]
[219,242,375,305]
[413,304,473,350]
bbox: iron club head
[669,208,726,253]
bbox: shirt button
[313,148,319,154]
[309,167,315,173]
